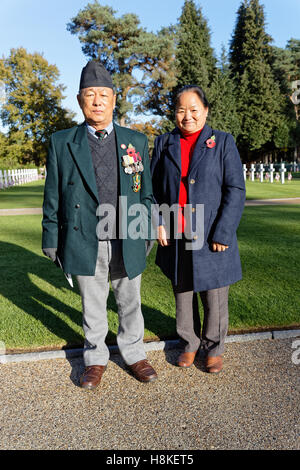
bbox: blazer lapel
[188,124,213,176]
[114,123,133,195]
[68,123,99,203]
[166,128,182,173]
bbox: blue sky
[1,0,300,123]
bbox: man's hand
[211,242,229,252]
[157,225,170,246]
[42,248,57,262]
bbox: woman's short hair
[175,85,210,109]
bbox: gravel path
[0,338,299,450]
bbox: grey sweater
[87,130,119,239]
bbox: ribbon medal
[132,173,141,193]
[121,143,144,192]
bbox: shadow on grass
[0,241,83,349]
[0,241,176,351]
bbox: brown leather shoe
[80,365,107,390]
[128,359,158,383]
[205,355,223,374]
[177,351,197,368]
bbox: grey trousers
[173,287,229,356]
[173,238,230,357]
[76,240,146,367]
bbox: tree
[67,1,176,126]
[229,0,287,161]
[136,25,177,125]
[272,40,300,117]
[286,39,300,80]
[0,48,75,166]
[130,119,161,154]
[207,47,241,139]
[0,131,11,167]
[286,39,300,151]
[271,40,300,157]
[176,0,216,92]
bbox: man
[42,61,157,390]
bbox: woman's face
[175,91,208,134]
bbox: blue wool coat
[150,124,246,292]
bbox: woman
[151,85,245,373]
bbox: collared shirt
[86,121,114,139]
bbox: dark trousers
[173,238,229,357]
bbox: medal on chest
[132,173,141,192]
[121,143,144,191]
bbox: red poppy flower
[206,138,216,148]
[127,147,136,157]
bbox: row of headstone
[0,169,39,189]
[243,163,295,184]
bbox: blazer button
[74,226,79,231]
[193,235,198,240]
[68,181,74,185]
[75,204,80,209]
[190,179,195,184]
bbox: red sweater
[178,128,202,233]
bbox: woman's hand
[212,241,229,252]
[157,225,170,246]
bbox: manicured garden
[0,180,299,351]
[0,179,300,211]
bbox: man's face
[77,87,116,130]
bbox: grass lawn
[245,180,300,199]
[0,206,299,352]
[0,179,300,211]
[0,180,45,209]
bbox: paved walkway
[0,207,43,215]
[246,197,300,206]
[0,337,299,450]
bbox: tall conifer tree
[271,40,300,155]
[208,47,241,139]
[229,0,285,160]
[176,0,216,92]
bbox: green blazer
[42,122,153,279]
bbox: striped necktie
[95,129,107,141]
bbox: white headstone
[269,164,275,183]
[280,163,286,184]
[243,164,247,181]
[250,164,255,182]
[259,163,264,182]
